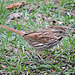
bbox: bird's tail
[0,25,24,35]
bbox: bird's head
[51,26,69,36]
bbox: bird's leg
[35,50,46,63]
[39,51,45,55]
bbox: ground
[0,0,75,75]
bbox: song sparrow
[0,25,69,62]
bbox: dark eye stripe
[60,31,63,33]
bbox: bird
[0,25,69,62]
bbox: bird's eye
[60,31,63,33]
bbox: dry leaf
[14,48,18,54]
[54,0,59,4]
[8,12,23,20]
[1,65,6,68]
[27,5,37,11]
[71,11,75,16]
[6,1,27,10]
[44,1,51,5]
[6,12,23,23]
[47,17,51,20]
[39,1,43,4]
[37,14,42,18]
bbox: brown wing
[22,30,61,50]
[22,30,55,43]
